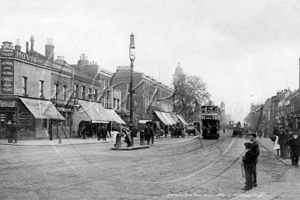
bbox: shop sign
[15,51,51,67]
[1,59,14,94]
[0,100,15,107]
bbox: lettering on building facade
[0,58,14,94]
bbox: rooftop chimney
[15,39,21,52]
[30,35,34,51]
[2,41,13,49]
[26,42,29,53]
[45,38,54,62]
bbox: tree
[173,73,210,122]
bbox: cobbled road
[0,131,289,200]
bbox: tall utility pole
[129,33,135,147]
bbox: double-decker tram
[201,106,220,139]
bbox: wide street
[0,131,297,200]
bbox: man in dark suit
[249,133,260,188]
[144,123,153,145]
[288,131,300,166]
[242,142,256,190]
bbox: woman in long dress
[273,135,280,157]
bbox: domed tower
[173,62,183,84]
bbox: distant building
[220,101,226,125]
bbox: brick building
[111,66,174,124]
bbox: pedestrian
[82,125,86,139]
[107,122,112,138]
[278,128,288,159]
[6,120,14,143]
[49,120,53,141]
[288,131,300,166]
[242,142,256,190]
[102,125,107,141]
[11,121,18,143]
[249,133,260,188]
[144,122,153,145]
[164,125,168,138]
[273,135,280,157]
[97,125,102,141]
[123,129,132,147]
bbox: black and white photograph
[0,1,300,199]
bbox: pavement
[0,136,113,146]
[234,137,297,200]
[0,136,148,150]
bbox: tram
[200,106,220,139]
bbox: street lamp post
[129,33,135,147]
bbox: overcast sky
[1,0,300,122]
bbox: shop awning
[154,111,171,125]
[77,100,112,123]
[161,112,176,125]
[20,98,65,120]
[170,113,179,123]
[177,115,188,125]
[165,112,177,124]
[106,109,126,124]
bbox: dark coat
[144,126,153,136]
[242,149,257,164]
[250,141,260,163]
[288,137,300,155]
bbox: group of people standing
[78,123,112,140]
[272,127,300,166]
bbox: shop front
[0,97,65,140]
[72,100,113,138]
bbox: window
[22,77,27,96]
[106,91,110,108]
[54,84,59,100]
[74,85,78,98]
[81,86,85,99]
[113,98,120,109]
[103,80,106,88]
[88,88,92,100]
[63,86,67,100]
[39,80,44,98]
[94,89,98,101]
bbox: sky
[1,0,300,122]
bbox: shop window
[94,89,98,101]
[74,85,78,98]
[39,80,44,98]
[54,84,59,100]
[81,86,85,100]
[18,111,34,130]
[42,119,47,129]
[63,86,67,100]
[88,88,92,100]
